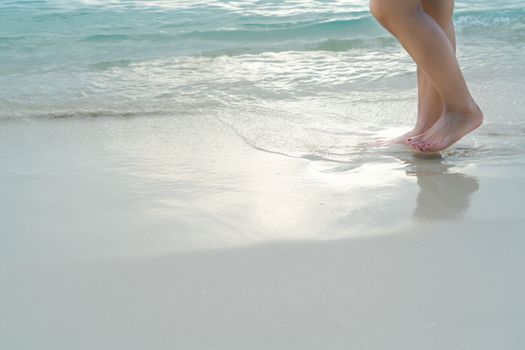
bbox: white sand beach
[1,114,524,349]
[2,0,525,348]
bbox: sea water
[1,0,524,164]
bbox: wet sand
[1,115,524,349]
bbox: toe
[412,141,426,149]
[423,143,439,152]
[407,131,426,142]
[406,135,422,143]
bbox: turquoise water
[1,0,524,161]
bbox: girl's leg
[370,0,482,152]
[388,68,442,145]
[392,0,456,144]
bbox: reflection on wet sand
[403,158,479,221]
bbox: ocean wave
[454,8,525,32]
[81,33,176,42]
[0,108,181,121]
[178,8,524,40]
[89,59,133,70]
[177,9,524,46]
[0,35,29,42]
[308,37,397,51]
[1,3,523,63]
[194,37,398,58]
[180,17,382,42]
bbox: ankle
[413,120,436,132]
[445,100,479,115]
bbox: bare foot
[407,105,483,152]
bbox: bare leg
[388,68,441,144]
[370,0,483,152]
[391,0,456,144]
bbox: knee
[369,0,394,25]
[421,0,454,25]
[369,0,418,26]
